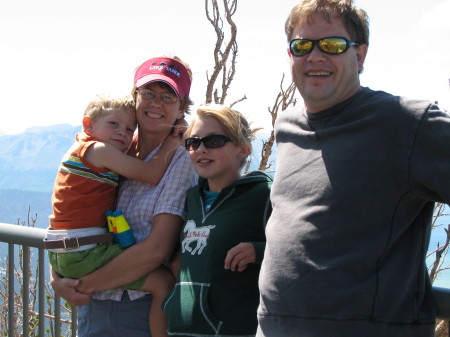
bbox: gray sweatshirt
[258,87,447,337]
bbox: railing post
[72,306,78,336]
[38,248,45,337]
[23,245,30,337]
[8,243,15,337]
[55,294,61,336]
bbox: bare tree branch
[429,224,450,283]
[230,94,247,108]
[204,0,242,106]
[259,75,297,171]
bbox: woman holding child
[51,56,197,337]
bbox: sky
[0,0,449,135]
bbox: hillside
[0,189,52,229]
[0,124,81,192]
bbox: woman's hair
[285,0,370,46]
[186,104,259,167]
[131,55,194,114]
[83,95,136,122]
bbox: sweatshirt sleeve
[250,241,266,265]
[409,103,450,203]
[252,190,271,265]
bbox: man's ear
[82,116,94,135]
[356,44,368,74]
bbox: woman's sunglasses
[185,135,232,151]
[289,36,358,57]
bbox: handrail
[435,287,450,321]
[0,222,76,336]
[0,222,47,246]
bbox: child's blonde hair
[84,95,136,122]
[186,104,259,167]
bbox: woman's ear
[239,143,252,159]
[82,116,94,135]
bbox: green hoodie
[163,171,272,337]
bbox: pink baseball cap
[134,57,191,100]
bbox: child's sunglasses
[185,135,232,151]
[289,36,358,57]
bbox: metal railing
[0,222,449,336]
[0,222,77,337]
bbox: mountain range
[0,124,274,229]
[0,124,81,228]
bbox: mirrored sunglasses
[289,36,358,57]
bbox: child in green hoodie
[163,104,272,337]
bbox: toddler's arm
[86,135,180,185]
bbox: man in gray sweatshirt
[257,1,448,336]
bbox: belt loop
[63,237,80,250]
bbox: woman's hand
[50,268,92,306]
[224,242,256,272]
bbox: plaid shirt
[93,144,197,301]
